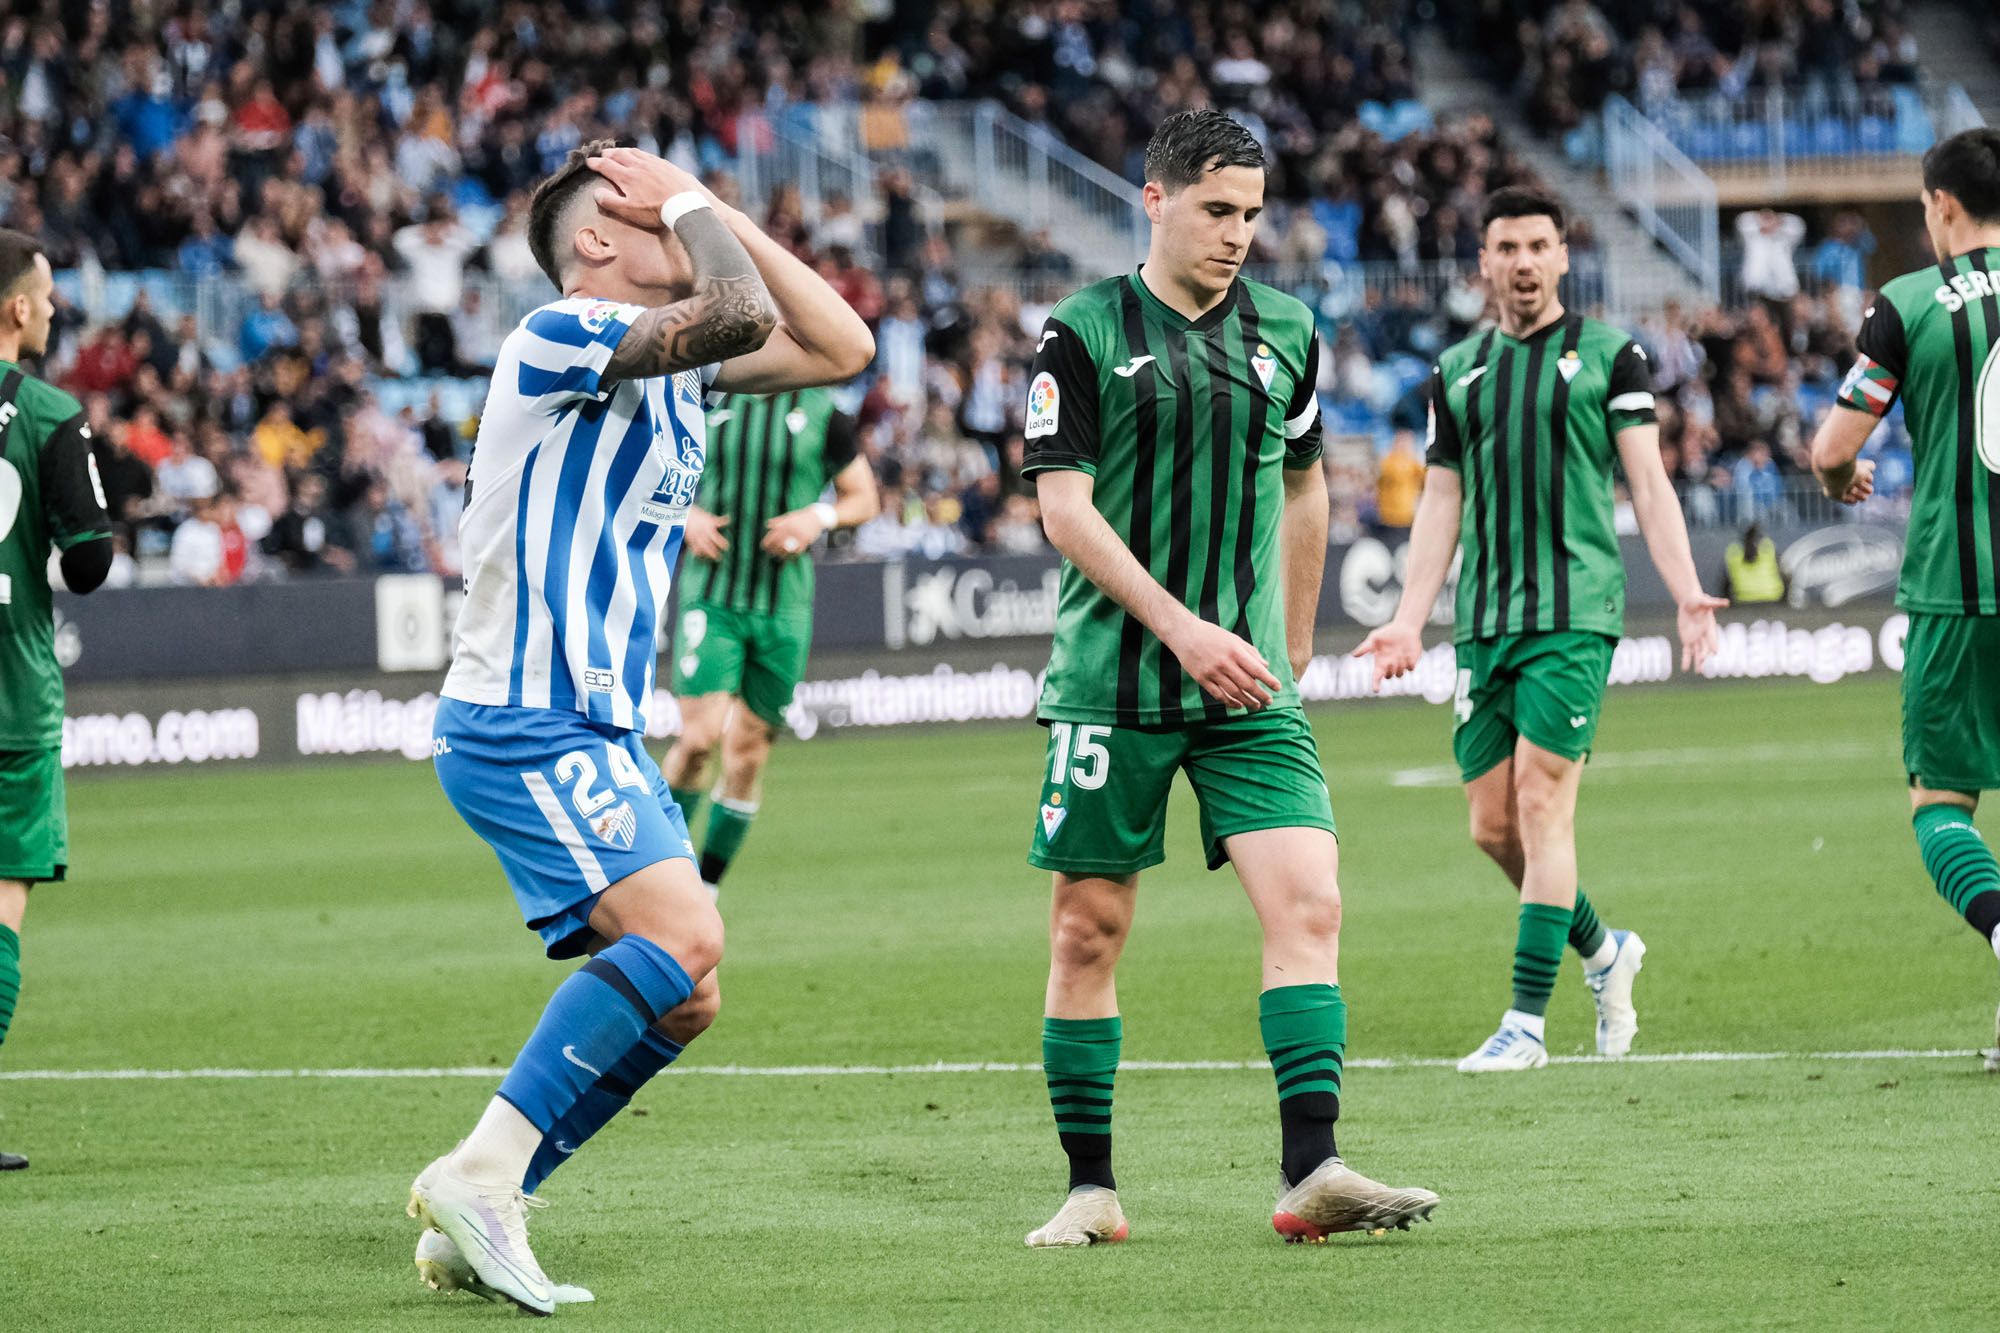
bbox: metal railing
[732,99,1148,271]
[1638,85,1972,182]
[1673,473,1908,533]
[1603,95,1722,303]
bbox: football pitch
[6,675,1997,1330]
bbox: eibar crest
[1040,791,1067,840]
[1557,350,1582,383]
[1251,342,1278,391]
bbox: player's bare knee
[659,975,721,1042]
[1286,878,1342,944]
[1051,903,1128,973]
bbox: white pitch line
[0,1049,1980,1081]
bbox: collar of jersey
[1127,268,1238,334]
[1493,308,1577,347]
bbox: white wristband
[658,191,712,230]
[812,502,839,531]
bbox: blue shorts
[433,698,695,959]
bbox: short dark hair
[0,228,44,296]
[1480,186,1566,238]
[1143,110,1266,193]
[1922,127,2000,224]
[527,138,619,291]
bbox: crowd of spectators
[1440,0,1922,139]
[0,2,1916,584]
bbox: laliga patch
[591,802,639,850]
[1557,349,1582,383]
[1039,791,1068,840]
[1025,372,1060,440]
[1252,342,1278,391]
[577,300,627,334]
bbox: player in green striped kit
[0,230,115,1171]
[1358,188,1724,1073]
[1022,110,1438,1248]
[661,387,876,892]
[1809,127,2000,1066]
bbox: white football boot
[407,1154,557,1316]
[1984,1002,2000,1073]
[414,1227,595,1306]
[1457,1018,1549,1072]
[1584,929,1647,1057]
[1025,1185,1129,1247]
[1272,1158,1440,1242]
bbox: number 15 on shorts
[1041,723,1109,844]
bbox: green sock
[1043,1015,1120,1191]
[1259,984,1345,1185]
[669,786,705,824]
[1511,902,1574,1017]
[1569,889,1608,958]
[0,924,19,1047]
[1913,804,2000,940]
[698,799,757,887]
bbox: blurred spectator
[1732,440,1785,521]
[264,472,354,575]
[395,210,479,374]
[1736,210,1807,304]
[1375,431,1425,533]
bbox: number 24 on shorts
[1049,722,1112,789]
[548,744,650,822]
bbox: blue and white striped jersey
[442,296,719,733]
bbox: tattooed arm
[704,209,876,394]
[602,207,777,383]
[582,147,777,384]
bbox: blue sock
[496,935,694,1134]
[524,1028,685,1194]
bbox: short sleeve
[1020,318,1101,478]
[821,411,859,477]
[37,413,113,548]
[1836,296,1908,419]
[1282,334,1324,469]
[1605,340,1658,431]
[512,297,647,413]
[1423,366,1464,469]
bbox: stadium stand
[0,2,1926,583]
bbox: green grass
[6,677,1998,1329]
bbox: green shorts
[1453,631,1617,783]
[1901,611,2000,794]
[0,747,67,883]
[1027,708,1337,876]
[671,601,812,730]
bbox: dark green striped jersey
[1836,246,2000,616]
[680,388,856,616]
[1022,272,1324,727]
[1425,312,1656,644]
[0,361,110,748]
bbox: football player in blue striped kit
[406,141,873,1314]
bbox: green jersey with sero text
[681,388,856,617]
[1837,245,2000,616]
[1426,312,1657,644]
[1022,272,1324,727]
[0,362,111,749]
